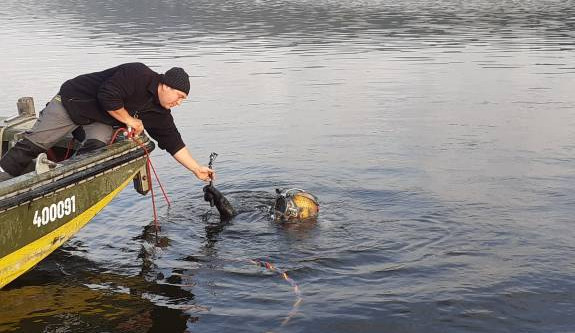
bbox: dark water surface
[2,0,575,332]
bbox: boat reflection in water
[0,250,196,332]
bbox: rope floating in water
[249,258,303,326]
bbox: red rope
[109,127,127,146]
[137,142,171,207]
[166,258,304,328]
[146,158,159,230]
[64,139,75,160]
[109,128,171,229]
[250,259,303,326]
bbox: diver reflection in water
[202,185,320,222]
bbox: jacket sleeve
[97,63,145,111]
[144,112,186,155]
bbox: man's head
[158,67,190,109]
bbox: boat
[0,97,155,289]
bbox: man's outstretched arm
[173,147,214,182]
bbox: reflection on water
[6,0,575,48]
[2,0,575,332]
[0,248,194,332]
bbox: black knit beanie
[162,67,190,95]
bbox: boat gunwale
[0,137,155,211]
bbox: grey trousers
[0,96,115,176]
[25,95,114,149]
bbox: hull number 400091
[33,195,77,228]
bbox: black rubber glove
[202,184,236,220]
[203,184,221,207]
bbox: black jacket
[59,62,185,155]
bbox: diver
[203,185,319,222]
[202,153,319,222]
[271,188,320,221]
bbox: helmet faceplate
[274,188,319,221]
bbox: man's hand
[194,166,215,182]
[173,147,216,183]
[125,117,144,135]
[107,108,145,135]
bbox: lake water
[1,0,575,332]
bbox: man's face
[158,83,188,109]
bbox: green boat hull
[0,139,155,288]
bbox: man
[0,62,214,182]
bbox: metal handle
[208,152,218,185]
[208,152,218,169]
